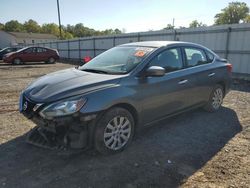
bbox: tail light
[227,64,232,72]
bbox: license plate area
[19,92,24,112]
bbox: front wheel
[204,84,224,112]
[12,58,22,65]
[94,107,135,154]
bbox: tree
[0,23,4,30]
[62,31,74,39]
[215,2,249,25]
[164,24,174,30]
[1,19,124,39]
[41,23,60,36]
[24,19,41,33]
[114,28,122,34]
[189,20,206,28]
[244,14,250,22]
[4,20,24,32]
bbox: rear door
[182,47,216,104]
[36,47,48,61]
[140,47,196,124]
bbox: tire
[203,84,224,112]
[46,57,56,64]
[12,58,22,65]
[94,107,135,154]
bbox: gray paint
[22,42,232,127]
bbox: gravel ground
[0,62,249,188]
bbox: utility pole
[57,0,62,39]
[172,18,175,29]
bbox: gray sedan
[20,41,232,154]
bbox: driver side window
[150,48,183,72]
[25,48,36,53]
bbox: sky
[1,0,250,33]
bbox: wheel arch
[12,57,23,64]
[109,103,139,128]
[216,81,226,97]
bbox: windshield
[79,46,154,74]
[0,47,10,52]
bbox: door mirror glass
[145,66,165,77]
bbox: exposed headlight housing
[39,97,87,119]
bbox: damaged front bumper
[20,94,98,150]
[25,114,97,150]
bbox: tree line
[0,20,122,39]
[165,1,250,29]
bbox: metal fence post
[67,40,70,59]
[93,37,96,57]
[225,27,232,59]
[138,33,140,42]
[78,39,81,60]
[174,30,177,41]
[113,36,116,47]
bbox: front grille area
[22,96,36,118]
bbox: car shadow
[231,79,250,92]
[0,107,242,188]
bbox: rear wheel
[46,57,56,64]
[12,58,22,65]
[94,107,135,154]
[204,84,224,112]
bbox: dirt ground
[0,62,249,188]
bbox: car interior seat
[190,53,203,66]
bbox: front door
[139,47,194,125]
[20,47,37,62]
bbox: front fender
[80,85,141,115]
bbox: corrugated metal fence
[23,23,250,75]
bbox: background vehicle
[81,55,92,65]
[20,41,232,154]
[0,47,20,60]
[3,47,59,65]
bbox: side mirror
[145,66,165,77]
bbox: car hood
[24,68,125,103]
[4,52,16,57]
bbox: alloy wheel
[103,116,132,150]
[14,58,21,65]
[212,88,223,109]
[49,57,55,63]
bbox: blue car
[20,41,232,154]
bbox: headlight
[39,97,87,119]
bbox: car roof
[119,41,203,48]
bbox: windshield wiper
[81,68,109,74]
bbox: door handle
[208,73,215,77]
[178,79,188,85]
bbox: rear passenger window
[150,48,183,72]
[37,48,47,53]
[184,48,208,67]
